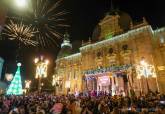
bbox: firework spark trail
[3,20,38,46]
[3,0,69,47]
[28,0,69,47]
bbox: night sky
[0,0,165,82]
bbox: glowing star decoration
[17,62,22,66]
[52,75,60,86]
[6,63,23,95]
[136,60,156,78]
[25,80,31,89]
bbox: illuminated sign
[98,76,110,85]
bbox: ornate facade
[54,10,165,96]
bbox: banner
[84,64,132,75]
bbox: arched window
[122,44,128,51]
[108,48,113,54]
[97,52,102,58]
[160,36,164,44]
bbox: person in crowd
[0,91,164,114]
[50,99,63,114]
[81,105,93,114]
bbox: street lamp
[136,58,157,93]
[34,56,49,92]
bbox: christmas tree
[6,63,23,95]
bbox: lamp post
[34,56,49,92]
[136,58,157,93]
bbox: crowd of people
[0,91,165,114]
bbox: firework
[3,19,38,46]
[27,0,69,47]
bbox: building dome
[92,25,101,41]
[57,33,72,59]
[71,40,81,53]
[112,10,132,31]
[92,10,132,41]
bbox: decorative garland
[84,64,132,75]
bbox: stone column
[111,75,116,95]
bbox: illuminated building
[55,10,165,95]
